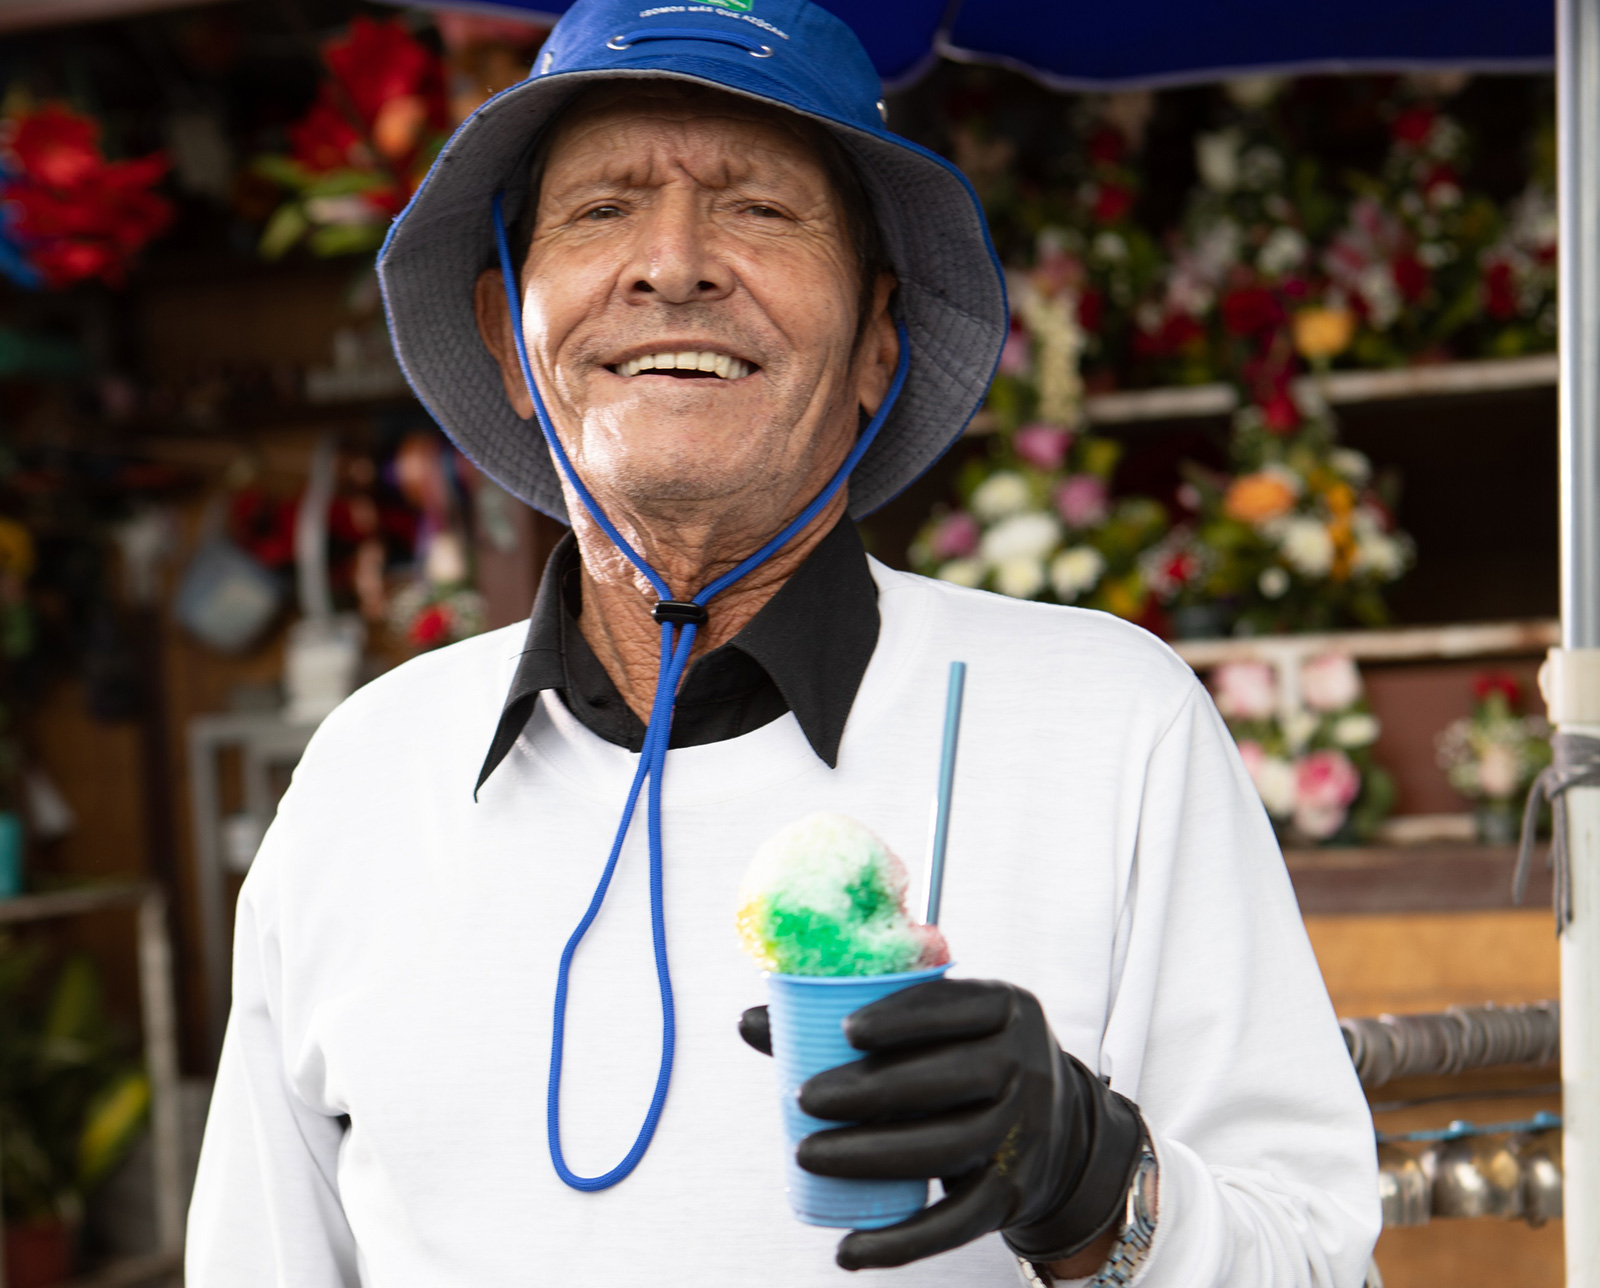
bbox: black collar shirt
[477,516,880,793]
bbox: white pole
[1555,0,1600,1280]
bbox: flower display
[910,232,1174,625]
[0,103,172,288]
[1436,673,1551,842]
[1212,653,1394,845]
[253,17,449,259]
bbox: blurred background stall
[0,0,1571,1285]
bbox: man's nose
[623,190,732,305]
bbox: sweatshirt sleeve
[1101,680,1380,1288]
[185,811,361,1287]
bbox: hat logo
[699,0,754,10]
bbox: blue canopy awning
[404,0,1554,87]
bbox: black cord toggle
[651,599,708,626]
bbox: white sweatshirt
[187,561,1379,1287]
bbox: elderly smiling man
[187,1,1379,1284]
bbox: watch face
[1131,1152,1159,1229]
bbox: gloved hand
[739,978,1144,1270]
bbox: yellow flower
[1224,472,1297,524]
[1292,307,1356,362]
[0,518,35,581]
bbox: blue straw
[923,661,967,926]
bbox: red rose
[1091,183,1133,224]
[1472,672,1521,705]
[289,100,365,173]
[1221,286,1282,337]
[1484,260,1519,321]
[1392,253,1429,302]
[324,16,445,132]
[409,603,452,648]
[8,105,101,188]
[1392,106,1436,146]
[1260,389,1300,434]
[1077,288,1104,332]
[1133,312,1203,358]
[1086,126,1125,167]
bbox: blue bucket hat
[377,0,1007,522]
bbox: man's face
[480,84,895,522]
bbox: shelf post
[1556,0,1600,1281]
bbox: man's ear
[855,271,901,417]
[474,267,535,419]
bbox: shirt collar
[476,516,878,794]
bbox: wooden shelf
[1079,353,1558,428]
[0,882,154,925]
[1170,619,1558,670]
[1286,844,1550,916]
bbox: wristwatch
[1015,1142,1159,1288]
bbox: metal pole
[1555,0,1600,1280]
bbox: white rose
[1358,263,1401,330]
[936,558,984,588]
[1294,800,1348,841]
[1196,130,1242,193]
[1478,743,1521,799]
[1329,448,1373,486]
[1211,661,1278,721]
[1301,653,1363,712]
[1049,546,1106,601]
[1257,226,1307,276]
[1258,566,1291,599]
[1333,712,1381,748]
[1279,517,1335,577]
[980,511,1062,565]
[970,471,1032,521]
[1283,709,1319,754]
[1252,755,1299,819]
[994,557,1047,600]
[1092,231,1128,263]
[1354,530,1406,580]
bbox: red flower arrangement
[0,104,172,288]
[255,16,450,260]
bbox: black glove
[738,979,1143,1270]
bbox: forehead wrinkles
[540,110,831,207]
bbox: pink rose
[1300,653,1363,713]
[1294,749,1361,839]
[1015,424,1073,472]
[1212,661,1278,722]
[998,329,1031,376]
[1053,474,1110,529]
[927,510,980,560]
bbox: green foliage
[0,940,149,1224]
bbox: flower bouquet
[253,17,448,260]
[911,232,1174,624]
[1211,652,1395,845]
[0,102,172,289]
[1176,412,1412,634]
[1436,673,1551,844]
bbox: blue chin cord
[491,192,910,1190]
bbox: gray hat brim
[378,67,1007,523]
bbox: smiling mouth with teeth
[613,351,755,380]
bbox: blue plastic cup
[765,963,951,1228]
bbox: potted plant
[1435,673,1552,844]
[1,940,151,1287]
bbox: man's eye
[583,205,625,221]
[745,204,787,219]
